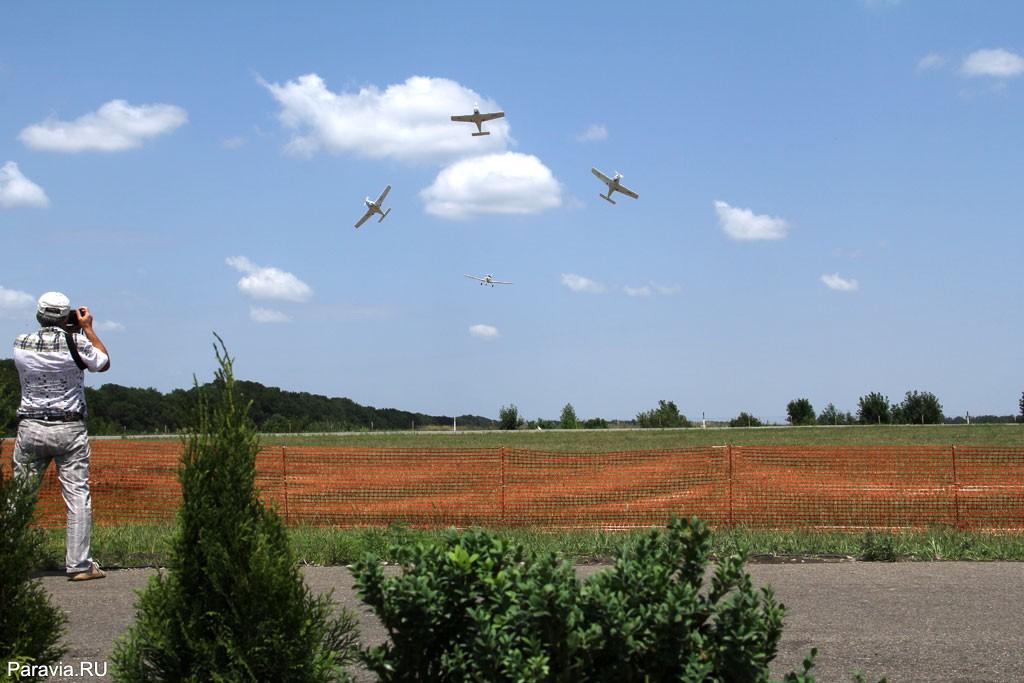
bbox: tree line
[0,359,495,436]
[3,358,1022,434]
[781,390,1021,427]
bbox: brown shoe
[68,562,106,582]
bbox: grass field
[39,523,1024,569]
[254,423,1024,449]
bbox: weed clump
[859,532,899,562]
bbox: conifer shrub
[0,464,67,681]
[111,339,359,682]
[354,516,826,682]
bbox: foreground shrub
[355,516,823,682]
[0,465,67,681]
[112,339,358,682]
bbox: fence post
[281,446,290,526]
[727,444,734,528]
[951,445,960,530]
[499,447,506,526]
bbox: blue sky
[1,2,1021,422]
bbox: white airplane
[354,185,392,228]
[591,168,639,204]
[450,104,505,137]
[464,273,512,287]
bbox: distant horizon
[2,3,1021,421]
[3,355,1013,426]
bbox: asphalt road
[28,562,1024,682]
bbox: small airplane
[450,104,505,137]
[354,185,392,228]
[591,168,639,204]
[464,273,513,287]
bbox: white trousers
[12,419,95,573]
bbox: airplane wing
[478,111,504,122]
[354,209,374,228]
[450,114,476,122]
[375,185,391,206]
[591,168,612,185]
[492,280,513,285]
[617,184,639,199]
[464,274,485,282]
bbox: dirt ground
[29,561,1024,682]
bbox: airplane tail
[472,131,491,137]
[600,193,616,205]
[378,208,391,223]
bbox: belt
[17,412,85,423]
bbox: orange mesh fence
[276,446,502,527]
[730,445,957,529]
[2,440,1022,530]
[502,448,729,528]
[954,447,1024,530]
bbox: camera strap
[64,331,88,371]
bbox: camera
[63,307,83,333]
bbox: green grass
[38,523,1024,569]
[252,423,1024,450]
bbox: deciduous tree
[499,404,524,430]
[729,412,763,428]
[786,398,816,426]
[857,392,892,425]
[893,390,944,425]
[636,400,691,428]
[559,403,579,429]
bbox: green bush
[636,400,691,428]
[817,403,854,426]
[730,411,764,427]
[111,339,359,682]
[0,464,67,682]
[354,517,826,682]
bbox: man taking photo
[11,291,110,581]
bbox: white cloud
[95,320,125,332]
[561,273,606,294]
[0,285,34,316]
[421,153,562,219]
[226,256,312,302]
[19,99,187,152]
[469,324,499,340]
[0,162,49,208]
[262,74,510,163]
[250,307,291,323]
[221,136,246,149]
[821,273,859,292]
[714,200,789,241]
[576,124,608,142]
[623,282,682,297]
[960,49,1024,78]
[917,53,946,71]
[623,285,652,297]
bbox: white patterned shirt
[13,327,109,417]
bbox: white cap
[37,291,71,318]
